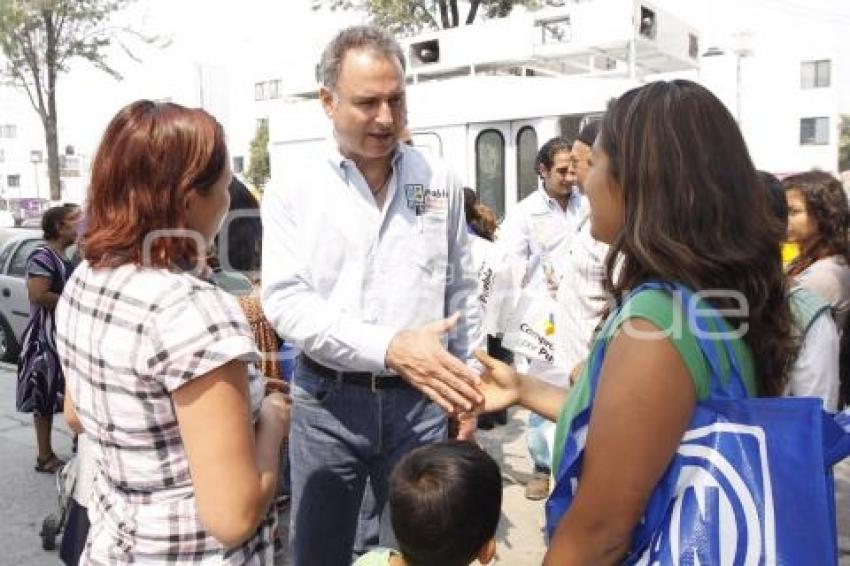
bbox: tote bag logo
[634,423,776,566]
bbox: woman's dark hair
[783,170,850,277]
[41,204,80,240]
[390,440,502,566]
[463,187,497,241]
[214,178,262,273]
[576,119,601,147]
[599,79,796,396]
[760,171,787,226]
[83,100,227,268]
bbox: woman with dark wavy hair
[55,100,289,564]
[784,170,850,329]
[474,80,796,564]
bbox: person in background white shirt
[261,26,483,566]
[464,187,519,430]
[762,171,840,410]
[557,120,611,384]
[498,136,586,500]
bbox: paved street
[1,360,848,564]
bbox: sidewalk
[2,359,847,565]
[477,408,547,564]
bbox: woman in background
[785,170,850,329]
[464,187,513,430]
[16,203,80,473]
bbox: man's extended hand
[386,312,483,414]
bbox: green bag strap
[790,287,832,336]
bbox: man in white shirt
[500,137,587,295]
[261,26,483,565]
[499,136,586,500]
[557,120,611,383]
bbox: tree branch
[449,0,459,27]
[18,24,48,124]
[466,0,481,24]
[437,0,450,28]
[7,62,42,121]
[411,1,441,30]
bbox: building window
[0,124,17,138]
[516,126,538,202]
[268,79,282,99]
[475,129,506,221]
[233,156,245,174]
[254,81,266,101]
[800,117,829,145]
[801,60,830,89]
[7,174,20,188]
[689,34,699,59]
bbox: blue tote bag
[546,282,850,564]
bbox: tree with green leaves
[246,119,270,191]
[313,0,547,35]
[840,114,850,173]
[0,0,158,200]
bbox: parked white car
[0,229,44,362]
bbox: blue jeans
[288,362,447,566]
[527,411,554,473]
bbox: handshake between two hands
[386,312,522,418]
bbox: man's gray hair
[318,26,406,92]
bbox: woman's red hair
[83,100,227,268]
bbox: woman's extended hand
[474,349,523,412]
[260,391,291,437]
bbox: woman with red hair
[56,100,289,564]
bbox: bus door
[468,119,544,221]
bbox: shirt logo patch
[404,184,426,212]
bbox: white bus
[266,0,698,218]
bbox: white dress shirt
[469,233,523,337]
[498,187,588,293]
[261,141,483,373]
[556,218,611,374]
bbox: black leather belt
[298,354,409,391]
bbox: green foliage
[840,115,850,172]
[0,0,160,200]
[246,119,270,190]
[312,0,544,36]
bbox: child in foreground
[355,440,503,566]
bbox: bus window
[410,131,443,157]
[559,113,604,141]
[516,126,538,202]
[558,114,583,141]
[475,129,505,220]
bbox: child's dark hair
[390,440,502,566]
